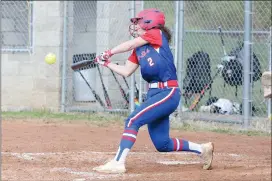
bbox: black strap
[235,86,238,98]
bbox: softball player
[93,8,214,174]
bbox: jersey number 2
[147,57,154,66]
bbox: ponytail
[159,25,172,43]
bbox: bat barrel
[71,59,95,70]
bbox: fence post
[129,0,136,113]
[268,27,272,119]
[174,1,179,68]
[61,1,68,112]
[138,0,144,104]
[174,1,180,66]
[176,1,185,115]
[243,0,253,128]
[0,0,3,177]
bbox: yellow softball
[45,53,56,65]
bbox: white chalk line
[51,167,120,180]
[1,151,245,164]
[1,151,245,157]
[157,160,201,165]
[51,167,141,180]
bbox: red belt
[148,80,179,89]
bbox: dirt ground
[2,119,271,181]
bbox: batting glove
[94,56,111,67]
[99,49,113,61]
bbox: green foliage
[143,1,271,30]
[144,1,175,29]
[184,1,244,30]
[253,1,272,30]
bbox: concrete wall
[1,1,136,111]
[1,1,63,111]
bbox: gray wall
[2,1,63,111]
[1,1,133,111]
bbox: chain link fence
[64,1,137,116]
[1,1,33,52]
[252,2,271,119]
[63,1,271,128]
[179,1,271,123]
[181,1,246,122]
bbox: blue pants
[124,87,180,152]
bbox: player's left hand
[99,49,113,61]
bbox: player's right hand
[94,56,110,67]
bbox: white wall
[1,1,63,111]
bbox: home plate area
[2,150,260,181]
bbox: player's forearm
[107,63,131,77]
[110,40,135,55]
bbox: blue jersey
[128,29,177,83]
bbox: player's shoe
[92,159,126,174]
[200,142,214,170]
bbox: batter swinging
[93,8,214,174]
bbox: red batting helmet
[129,8,165,37]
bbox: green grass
[2,110,271,137]
[2,110,125,126]
[172,122,271,137]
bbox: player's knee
[124,118,144,130]
[153,140,172,152]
